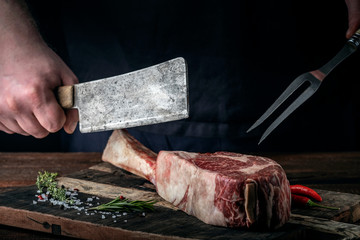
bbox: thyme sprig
[36,171,68,202]
[36,171,156,212]
[89,196,156,212]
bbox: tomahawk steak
[102,130,291,229]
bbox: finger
[0,122,14,134]
[61,67,79,86]
[63,109,79,134]
[17,113,49,138]
[345,0,360,38]
[59,64,79,134]
[33,94,66,133]
[0,119,29,136]
[346,19,360,38]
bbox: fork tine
[247,75,307,133]
[258,82,320,144]
[248,29,360,143]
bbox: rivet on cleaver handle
[56,57,189,133]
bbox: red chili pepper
[291,194,339,210]
[290,185,322,202]
[119,195,125,200]
[37,195,44,200]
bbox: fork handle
[347,29,360,49]
[318,28,360,75]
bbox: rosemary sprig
[89,196,156,212]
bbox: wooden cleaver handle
[57,85,74,109]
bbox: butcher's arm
[345,0,360,38]
[0,0,78,138]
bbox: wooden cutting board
[0,162,360,240]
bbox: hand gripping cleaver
[57,57,189,133]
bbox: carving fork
[247,29,360,144]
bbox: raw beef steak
[102,130,291,229]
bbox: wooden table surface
[0,152,359,239]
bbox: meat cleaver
[57,57,189,133]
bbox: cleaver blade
[57,57,189,133]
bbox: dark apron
[10,0,358,153]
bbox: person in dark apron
[1,0,359,153]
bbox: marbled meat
[102,130,291,229]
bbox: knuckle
[6,85,43,113]
[5,96,20,113]
[25,85,44,108]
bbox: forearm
[0,0,78,137]
[0,0,45,61]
